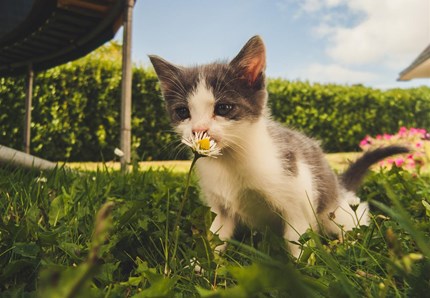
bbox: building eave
[398,44,430,81]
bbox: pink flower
[359,127,429,171]
[410,128,418,135]
[360,136,372,147]
[398,126,408,136]
[399,126,408,133]
[394,158,404,167]
[383,133,392,140]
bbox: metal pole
[24,64,33,154]
[120,0,134,172]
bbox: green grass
[65,152,361,173]
[65,160,193,173]
[65,152,430,174]
[0,162,429,297]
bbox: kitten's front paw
[214,242,228,254]
[190,257,204,274]
[191,241,228,274]
[289,244,303,261]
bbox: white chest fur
[195,118,318,229]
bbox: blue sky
[114,0,429,89]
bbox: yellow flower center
[198,138,211,150]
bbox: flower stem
[168,154,200,275]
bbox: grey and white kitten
[149,36,408,258]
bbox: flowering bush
[360,127,430,170]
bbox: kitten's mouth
[181,132,222,158]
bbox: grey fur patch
[202,63,267,121]
[267,121,339,214]
[149,55,201,124]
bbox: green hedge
[0,44,181,161]
[268,80,430,152]
[1,43,429,161]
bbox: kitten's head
[149,35,267,152]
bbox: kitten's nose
[192,127,208,134]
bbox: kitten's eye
[215,104,234,116]
[175,107,190,120]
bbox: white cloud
[300,63,379,84]
[310,0,430,69]
[297,0,345,12]
[325,0,343,7]
[300,0,324,13]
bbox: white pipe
[0,145,57,170]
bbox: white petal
[114,148,124,157]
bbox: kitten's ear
[148,55,182,93]
[230,35,266,86]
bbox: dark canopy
[0,0,124,76]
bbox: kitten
[149,36,408,258]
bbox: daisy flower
[181,131,222,158]
[114,148,124,157]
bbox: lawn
[65,152,361,173]
[1,158,429,297]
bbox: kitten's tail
[341,146,409,192]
